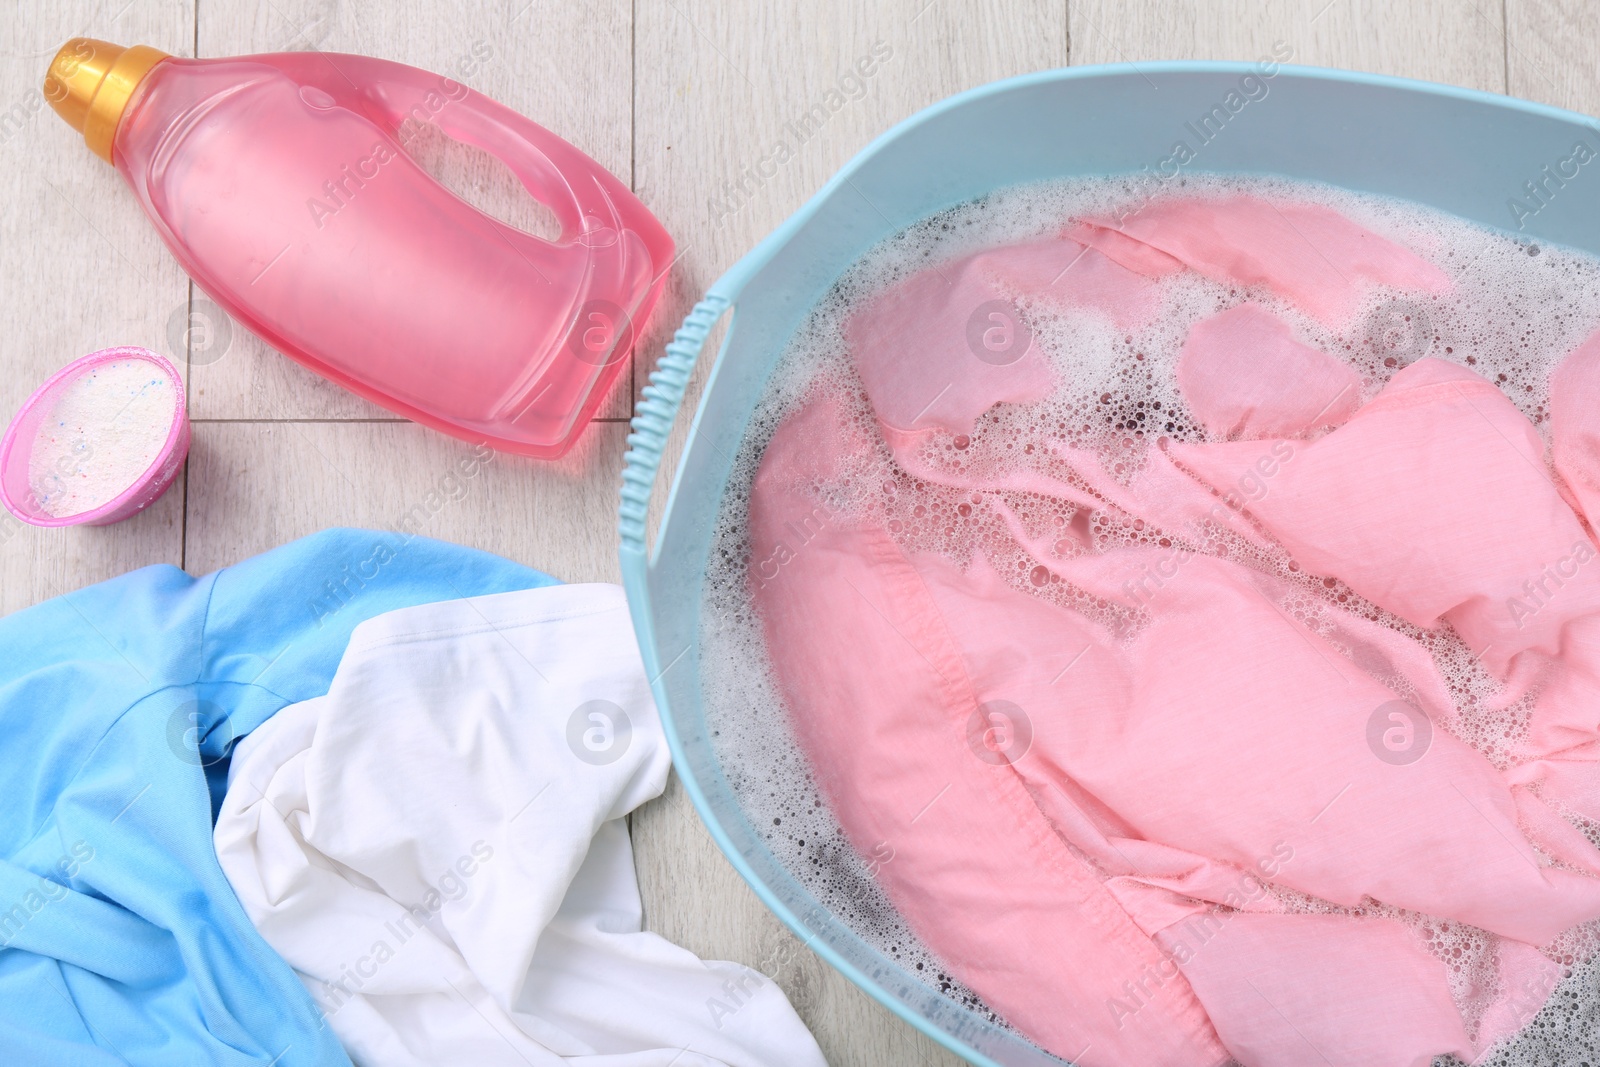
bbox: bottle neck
[44,39,171,163]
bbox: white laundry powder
[28,359,176,517]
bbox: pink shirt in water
[748,194,1600,1067]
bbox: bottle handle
[354,59,623,243]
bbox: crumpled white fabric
[214,583,825,1067]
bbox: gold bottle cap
[43,38,169,163]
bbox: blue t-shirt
[0,528,554,1065]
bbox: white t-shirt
[214,583,825,1067]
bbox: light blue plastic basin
[618,63,1600,1066]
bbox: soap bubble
[698,171,1600,1041]
[1364,297,1433,366]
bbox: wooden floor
[0,1,1592,1062]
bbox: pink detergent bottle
[43,38,673,458]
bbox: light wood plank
[183,420,626,581]
[1506,0,1599,112]
[190,0,636,421]
[630,3,1066,1063]
[1070,0,1505,91]
[0,1,193,614]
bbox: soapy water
[698,173,1600,1060]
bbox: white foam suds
[698,173,1600,1059]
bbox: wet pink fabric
[1176,303,1361,438]
[846,239,1158,434]
[1067,220,1185,277]
[1553,326,1600,530]
[922,544,1600,946]
[1077,196,1451,325]
[748,194,1600,1067]
[1165,915,1470,1067]
[1172,358,1600,671]
[1170,358,1600,819]
[751,399,1229,1067]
